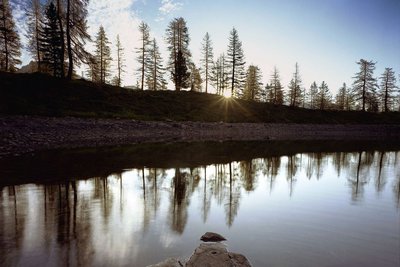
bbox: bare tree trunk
[66,0,73,79]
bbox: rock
[200,232,226,242]
[146,258,185,267]
[186,243,251,267]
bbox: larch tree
[25,0,43,71]
[335,83,348,111]
[136,21,151,90]
[55,0,65,77]
[165,17,191,91]
[65,0,91,79]
[266,67,284,105]
[352,59,378,111]
[40,2,64,77]
[211,53,228,96]
[308,81,319,109]
[113,34,125,87]
[200,32,213,93]
[287,63,303,107]
[0,0,21,72]
[94,26,112,84]
[243,65,263,101]
[226,27,246,98]
[147,38,166,90]
[317,81,332,110]
[379,68,397,112]
[189,63,202,92]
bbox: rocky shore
[1,116,399,158]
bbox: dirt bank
[1,116,399,158]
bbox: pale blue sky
[14,0,400,92]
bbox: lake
[0,141,399,267]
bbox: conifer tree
[40,2,64,77]
[379,68,397,112]
[243,65,263,101]
[352,59,378,111]
[200,32,213,93]
[189,63,202,92]
[211,53,228,96]
[136,22,151,90]
[94,26,111,84]
[226,27,246,97]
[335,83,347,110]
[65,0,91,79]
[0,0,21,72]
[147,38,166,90]
[287,63,303,107]
[308,81,319,109]
[25,0,43,71]
[266,67,284,105]
[165,17,191,91]
[114,34,125,87]
[317,81,332,110]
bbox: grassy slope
[1,71,399,123]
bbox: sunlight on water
[0,151,399,267]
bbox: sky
[12,0,400,94]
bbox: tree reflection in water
[0,150,399,266]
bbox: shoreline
[1,115,400,158]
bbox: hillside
[1,71,399,123]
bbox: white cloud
[86,0,141,86]
[159,0,183,14]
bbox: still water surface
[0,144,399,267]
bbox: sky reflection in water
[0,150,399,267]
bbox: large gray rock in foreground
[147,233,251,267]
[186,243,251,267]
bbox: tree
[0,0,21,72]
[136,21,151,90]
[379,68,397,112]
[189,63,202,92]
[172,49,190,90]
[211,53,228,96]
[25,0,43,72]
[335,83,349,110]
[114,34,125,87]
[287,63,303,107]
[308,82,319,109]
[147,38,166,90]
[243,65,263,101]
[165,17,191,91]
[226,27,246,98]
[94,26,112,84]
[40,2,64,77]
[65,0,91,79]
[352,59,378,111]
[266,67,284,105]
[200,32,213,93]
[317,81,332,110]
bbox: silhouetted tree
[211,53,228,96]
[136,22,151,90]
[189,62,202,92]
[243,65,263,101]
[379,68,397,112]
[65,0,91,79]
[266,67,284,105]
[317,81,332,110]
[25,0,43,72]
[287,63,303,107]
[352,59,378,111]
[307,82,318,109]
[226,27,246,98]
[0,0,21,72]
[94,26,111,84]
[172,49,190,90]
[147,38,166,90]
[113,34,125,87]
[55,0,65,77]
[335,82,352,110]
[165,17,191,91]
[200,32,213,93]
[40,2,64,77]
